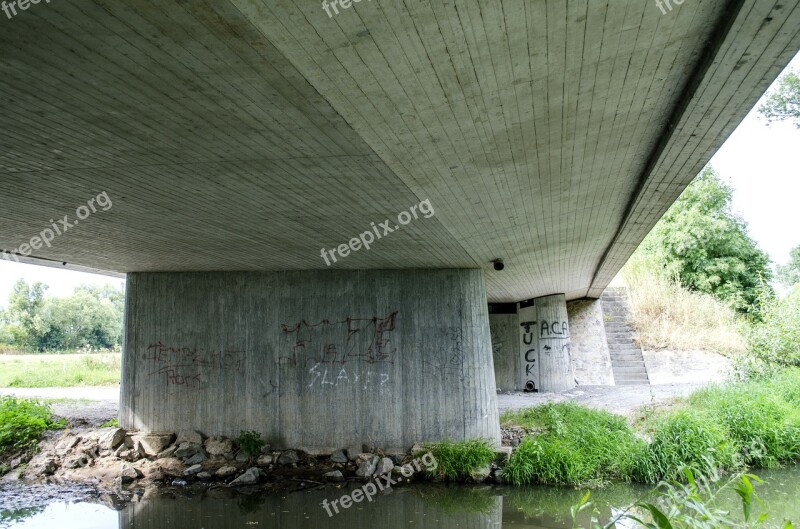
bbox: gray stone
[100,428,127,450]
[174,442,204,459]
[277,450,299,465]
[175,430,204,446]
[63,455,89,469]
[183,464,203,476]
[157,445,178,459]
[184,452,207,466]
[228,467,263,487]
[130,434,175,456]
[42,458,58,475]
[346,445,365,460]
[495,446,512,462]
[216,465,238,477]
[469,465,492,483]
[324,470,345,482]
[409,443,424,456]
[235,451,249,463]
[373,457,394,476]
[204,437,234,456]
[355,455,378,478]
[55,436,80,455]
[119,464,142,483]
[256,455,273,466]
[196,471,212,480]
[330,449,348,464]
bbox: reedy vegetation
[501,369,800,487]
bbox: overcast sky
[1,52,798,307]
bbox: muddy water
[2,467,799,528]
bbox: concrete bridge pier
[120,269,500,453]
[533,294,575,393]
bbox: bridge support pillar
[120,269,500,453]
[534,294,576,392]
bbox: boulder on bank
[130,433,175,457]
[228,467,264,487]
[204,437,234,457]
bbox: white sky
[0,52,798,308]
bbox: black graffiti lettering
[525,348,537,362]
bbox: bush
[502,403,642,486]
[0,397,62,457]
[421,439,496,482]
[236,430,265,458]
[742,287,800,377]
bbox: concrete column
[489,309,519,391]
[518,302,539,392]
[120,269,500,452]
[534,294,575,392]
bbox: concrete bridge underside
[2,0,799,449]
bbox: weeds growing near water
[502,369,800,486]
[0,397,63,460]
[421,439,496,481]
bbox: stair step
[613,367,648,375]
[616,380,650,386]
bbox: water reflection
[3,467,799,529]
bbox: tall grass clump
[0,397,63,459]
[688,375,800,468]
[502,403,642,486]
[421,439,496,482]
[632,410,738,484]
[621,254,746,354]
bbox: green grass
[0,397,63,458]
[421,439,496,482]
[0,353,120,387]
[502,369,800,486]
[502,403,641,486]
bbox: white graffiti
[307,363,390,394]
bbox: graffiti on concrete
[279,311,398,368]
[145,341,244,391]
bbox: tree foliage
[759,70,800,128]
[636,166,771,316]
[777,245,800,289]
[0,280,124,352]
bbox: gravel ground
[1,383,707,425]
[497,382,709,418]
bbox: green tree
[38,284,124,350]
[759,70,800,127]
[777,245,800,289]
[4,280,48,349]
[637,166,771,316]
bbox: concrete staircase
[600,287,650,386]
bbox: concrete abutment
[120,269,500,453]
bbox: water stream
[3,467,798,528]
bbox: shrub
[0,397,62,457]
[742,287,800,377]
[236,430,265,458]
[422,439,496,482]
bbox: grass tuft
[421,439,496,482]
[0,397,63,460]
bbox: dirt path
[0,387,119,426]
[497,383,708,418]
